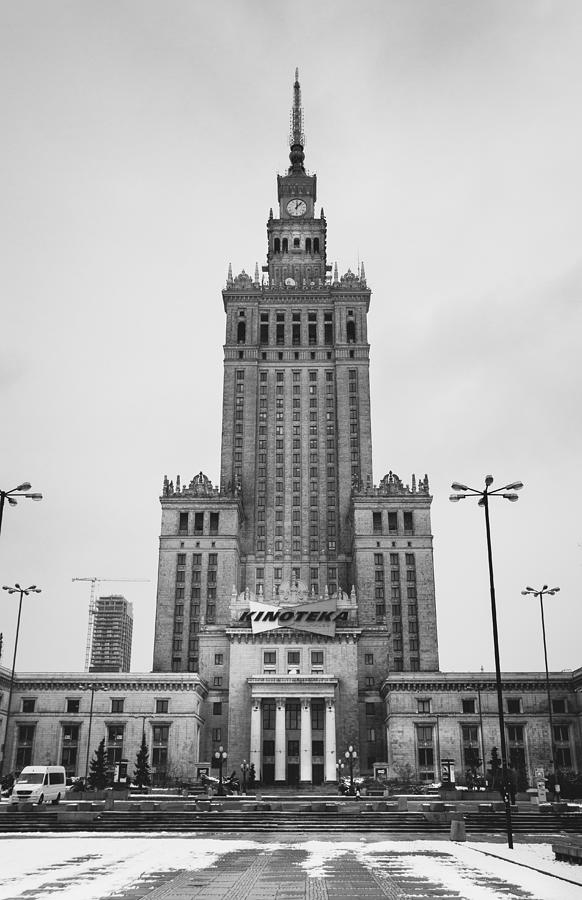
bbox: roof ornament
[254,262,260,285]
[288,68,305,175]
[227,262,233,286]
[360,261,366,285]
[333,262,339,284]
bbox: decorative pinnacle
[288,68,305,174]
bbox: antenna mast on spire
[288,68,306,174]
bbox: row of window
[19,697,171,715]
[416,697,571,715]
[178,511,219,536]
[12,722,171,776]
[373,510,414,535]
[271,236,321,254]
[414,722,573,780]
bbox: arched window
[237,321,246,344]
[305,238,311,253]
[282,238,288,253]
[274,238,280,254]
[347,319,356,343]
[313,238,320,253]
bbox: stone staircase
[0,805,580,835]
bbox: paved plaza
[0,835,581,900]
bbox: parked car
[10,766,67,805]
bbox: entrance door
[262,763,275,785]
[312,763,324,786]
[287,763,299,786]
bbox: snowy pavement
[0,835,580,899]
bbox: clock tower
[267,70,327,291]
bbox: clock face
[287,198,307,217]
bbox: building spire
[288,68,305,175]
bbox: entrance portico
[248,676,338,784]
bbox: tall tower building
[90,595,133,673]
[153,72,439,783]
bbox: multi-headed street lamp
[521,585,561,797]
[0,483,43,539]
[214,745,228,795]
[344,745,358,794]
[450,475,523,850]
[0,584,42,782]
[336,760,344,785]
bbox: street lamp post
[344,745,357,795]
[336,761,344,785]
[0,483,43,540]
[240,759,249,794]
[214,745,227,795]
[0,584,42,782]
[521,585,560,797]
[450,475,524,850]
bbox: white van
[10,766,67,805]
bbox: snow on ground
[0,835,580,899]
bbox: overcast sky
[1,0,581,677]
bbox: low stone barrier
[553,837,582,864]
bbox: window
[365,676,374,687]
[209,512,219,534]
[366,702,375,716]
[417,699,431,714]
[365,653,374,665]
[311,650,324,670]
[263,702,275,731]
[507,698,522,714]
[194,512,204,534]
[66,698,80,714]
[552,699,567,714]
[367,728,376,743]
[215,653,224,665]
[285,702,300,730]
[462,699,476,714]
[288,740,299,757]
[388,512,398,533]
[179,512,188,534]
[16,725,35,768]
[263,739,275,756]
[107,725,125,764]
[312,740,324,756]
[213,676,223,687]
[311,701,324,730]
[372,512,382,534]
[156,699,169,714]
[177,553,186,566]
[111,698,124,714]
[213,702,222,716]
[152,726,169,777]
[374,553,383,566]
[403,511,413,533]
[554,725,572,767]
[22,698,36,713]
[462,725,481,769]
[61,724,80,774]
[212,728,222,742]
[416,725,434,780]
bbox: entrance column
[324,696,336,782]
[300,698,312,783]
[250,697,262,782]
[275,697,286,782]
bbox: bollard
[104,790,115,811]
[450,816,466,842]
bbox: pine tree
[133,733,152,790]
[88,737,110,790]
[248,763,256,787]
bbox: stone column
[300,698,312,784]
[250,697,262,782]
[324,696,337,782]
[275,697,286,782]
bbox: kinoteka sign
[239,597,348,636]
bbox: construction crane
[72,577,150,671]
